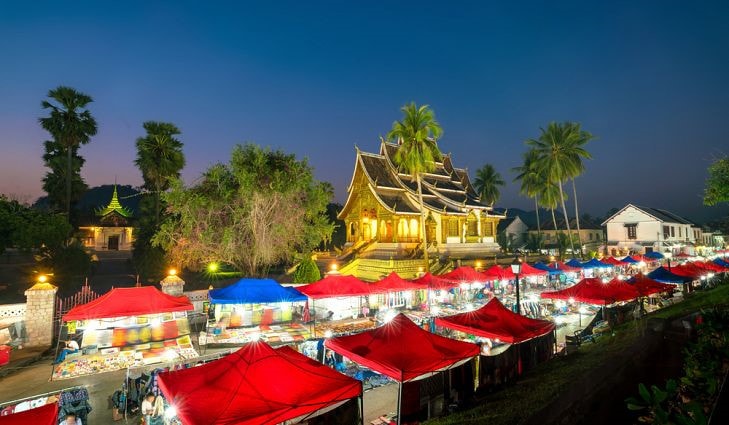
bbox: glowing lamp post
[511,257,522,315]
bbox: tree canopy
[153,144,334,276]
[703,156,729,206]
[39,86,97,218]
[474,163,505,206]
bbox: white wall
[606,205,695,244]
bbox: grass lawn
[426,281,729,425]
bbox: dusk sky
[1,1,728,223]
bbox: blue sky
[1,1,728,222]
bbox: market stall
[540,277,638,306]
[326,313,479,424]
[0,402,58,425]
[412,272,464,318]
[53,286,196,380]
[204,278,310,346]
[297,274,376,337]
[157,341,363,425]
[367,272,427,317]
[435,297,556,383]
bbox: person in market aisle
[59,413,82,425]
[324,350,336,368]
[149,395,166,425]
[141,393,155,424]
[54,338,80,364]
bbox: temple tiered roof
[339,140,502,218]
[96,185,133,218]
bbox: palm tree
[387,102,443,270]
[474,164,505,207]
[527,122,590,256]
[512,149,542,238]
[539,179,563,256]
[134,121,186,224]
[39,86,97,218]
[562,122,594,257]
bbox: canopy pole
[397,380,403,425]
[49,321,65,381]
[312,299,316,338]
[359,382,365,425]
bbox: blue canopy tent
[581,258,613,269]
[647,267,692,284]
[713,258,729,268]
[533,262,562,275]
[620,256,639,264]
[209,278,307,304]
[565,258,584,268]
[644,251,665,260]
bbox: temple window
[446,219,459,237]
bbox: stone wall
[159,275,185,297]
[23,282,57,348]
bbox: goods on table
[314,318,375,336]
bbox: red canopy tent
[674,252,692,259]
[482,265,515,281]
[0,403,58,425]
[540,278,638,305]
[693,261,724,273]
[600,257,623,266]
[516,262,548,277]
[412,272,460,290]
[157,342,362,425]
[628,274,677,296]
[670,264,706,280]
[435,298,555,344]
[605,278,641,301]
[297,274,372,299]
[368,272,425,293]
[325,313,478,382]
[438,266,488,284]
[62,286,193,321]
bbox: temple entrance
[426,215,437,245]
[107,235,119,250]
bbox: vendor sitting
[55,339,79,364]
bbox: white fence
[0,303,26,325]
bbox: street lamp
[511,257,522,315]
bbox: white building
[602,204,696,256]
[497,216,529,249]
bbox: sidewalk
[0,345,50,379]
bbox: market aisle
[363,382,398,423]
[0,356,126,424]
[555,312,596,344]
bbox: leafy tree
[0,196,88,288]
[474,164,505,207]
[496,231,511,253]
[513,149,544,239]
[527,122,593,256]
[153,144,334,276]
[320,202,345,251]
[41,140,88,214]
[132,196,168,283]
[387,102,443,270]
[526,233,543,253]
[292,256,321,283]
[703,156,729,206]
[134,122,186,224]
[39,86,97,218]
[37,241,92,287]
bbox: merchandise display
[204,323,311,346]
[313,317,376,336]
[53,313,198,380]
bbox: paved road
[0,348,401,424]
[0,312,597,424]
